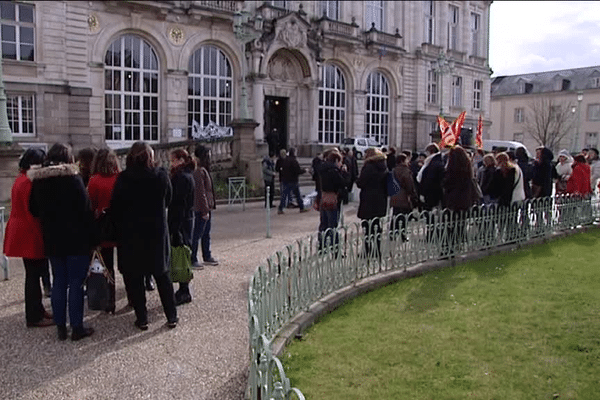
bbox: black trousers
[100,247,116,311]
[123,270,177,325]
[23,258,49,324]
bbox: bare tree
[524,97,576,152]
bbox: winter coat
[417,153,445,209]
[589,159,600,189]
[356,156,388,220]
[110,166,172,276]
[262,157,276,183]
[319,161,350,201]
[28,164,97,257]
[3,172,45,259]
[390,164,418,211]
[193,166,215,216]
[443,168,481,212]
[517,157,534,199]
[566,161,592,196]
[491,166,525,207]
[279,155,305,184]
[169,166,195,247]
[87,173,119,248]
[532,147,554,198]
[477,165,496,198]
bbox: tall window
[448,4,459,50]
[365,72,389,145]
[7,94,34,135]
[471,12,480,56]
[188,45,233,137]
[318,64,346,144]
[424,1,435,44]
[104,35,159,143]
[365,1,383,31]
[586,132,598,149]
[473,79,482,110]
[319,1,339,19]
[591,77,600,88]
[514,107,524,123]
[427,69,438,104]
[271,1,289,9]
[588,104,600,121]
[451,76,462,107]
[0,2,34,61]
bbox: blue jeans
[49,255,90,328]
[318,209,340,251]
[279,182,304,212]
[191,211,212,263]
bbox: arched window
[365,71,389,145]
[188,45,233,137]
[104,35,159,143]
[318,64,346,144]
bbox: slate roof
[491,65,600,97]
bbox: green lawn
[283,229,600,399]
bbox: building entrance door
[264,96,288,156]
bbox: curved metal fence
[247,195,600,399]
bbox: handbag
[170,245,193,283]
[86,249,113,311]
[320,191,338,211]
[387,171,402,197]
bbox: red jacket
[566,162,592,196]
[87,173,119,247]
[3,172,45,259]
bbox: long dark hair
[194,145,211,170]
[92,148,121,176]
[19,148,46,172]
[170,148,195,176]
[126,141,154,169]
[446,146,473,178]
[46,143,74,166]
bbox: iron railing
[247,195,600,399]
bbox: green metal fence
[247,195,600,399]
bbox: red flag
[476,114,483,149]
[437,115,454,148]
[450,111,466,144]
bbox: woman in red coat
[87,148,121,313]
[566,154,592,197]
[4,148,54,327]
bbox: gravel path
[0,200,360,400]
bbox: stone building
[1,0,492,165]
[490,66,600,154]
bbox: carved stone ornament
[353,57,364,71]
[277,18,306,48]
[87,14,99,32]
[168,26,185,45]
[268,54,299,82]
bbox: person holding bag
[29,143,97,341]
[4,148,54,328]
[87,148,121,313]
[317,149,349,252]
[110,142,178,330]
[168,149,195,305]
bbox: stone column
[252,80,264,142]
[231,118,262,187]
[0,144,22,207]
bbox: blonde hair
[483,153,496,167]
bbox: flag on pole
[438,111,467,148]
[476,114,483,149]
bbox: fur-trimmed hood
[27,163,79,181]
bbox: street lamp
[571,91,583,153]
[233,8,263,120]
[0,50,13,145]
[432,51,454,117]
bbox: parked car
[341,137,382,159]
[483,140,532,159]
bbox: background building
[490,66,600,155]
[1,0,492,159]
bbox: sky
[489,1,600,77]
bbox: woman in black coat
[356,148,388,259]
[110,141,178,330]
[29,143,97,341]
[168,149,195,306]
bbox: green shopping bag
[170,245,193,283]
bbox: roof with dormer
[491,65,600,97]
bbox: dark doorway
[264,96,288,156]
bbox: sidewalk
[0,197,360,400]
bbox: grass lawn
[283,229,600,399]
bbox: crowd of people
[4,141,218,340]
[306,142,599,253]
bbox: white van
[483,140,532,159]
[341,137,382,159]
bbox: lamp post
[432,51,454,117]
[233,8,263,121]
[0,50,13,145]
[572,91,583,153]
